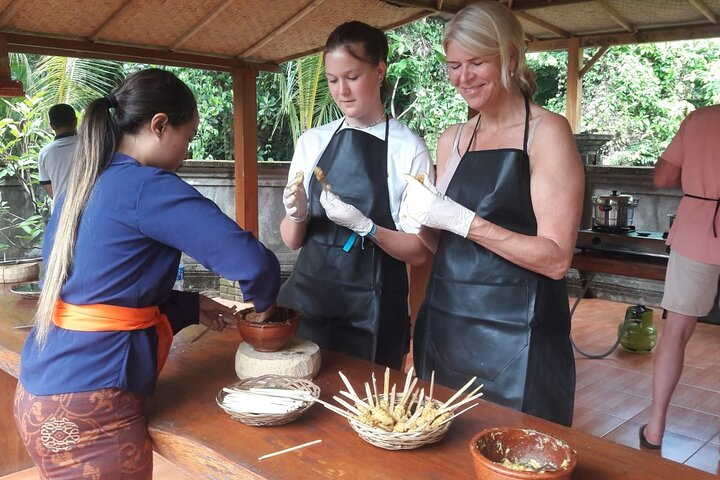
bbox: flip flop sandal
[639,424,662,449]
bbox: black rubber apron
[413,99,575,426]
[278,118,409,369]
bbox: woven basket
[347,396,452,450]
[216,374,320,426]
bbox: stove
[576,227,670,259]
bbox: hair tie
[104,93,118,109]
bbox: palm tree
[273,53,341,145]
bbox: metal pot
[591,190,639,228]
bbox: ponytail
[33,97,117,347]
[33,68,197,347]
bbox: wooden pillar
[566,37,582,133]
[232,68,259,237]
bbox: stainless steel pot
[591,190,639,228]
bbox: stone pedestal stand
[234,338,321,380]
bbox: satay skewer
[428,371,435,403]
[402,366,414,397]
[440,376,477,410]
[435,403,480,427]
[338,371,360,401]
[364,382,375,409]
[313,167,331,191]
[371,372,380,405]
[339,390,370,409]
[438,391,484,414]
[383,367,390,403]
[333,395,363,416]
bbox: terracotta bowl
[235,307,300,353]
[469,427,577,480]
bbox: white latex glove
[401,174,475,238]
[282,171,308,222]
[319,190,374,236]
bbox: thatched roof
[1,0,717,72]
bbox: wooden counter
[572,250,667,282]
[0,285,712,480]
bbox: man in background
[38,103,78,201]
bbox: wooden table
[0,285,712,479]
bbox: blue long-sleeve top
[20,153,280,396]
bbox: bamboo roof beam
[579,45,609,77]
[89,0,138,41]
[529,22,720,51]
[515,11,570,38]
[688,0,718,24]
[171,0,236,50]
[239,0,329,58]
[595,0,635,33]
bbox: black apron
[278,118,409,369]
[413,99,575,426]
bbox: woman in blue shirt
[14,69,280,479]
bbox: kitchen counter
[0,285,712,479]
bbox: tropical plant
[272,54,342,146]
[0,94,51,254]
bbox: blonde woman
[401,2,584,426]
[14,69,280,478]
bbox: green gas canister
[619,304,657,354]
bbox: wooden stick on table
[257,439,322,461]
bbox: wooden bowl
[469,427,577,480]
[235,307,300,353]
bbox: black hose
[569,272,634,359]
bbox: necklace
[345,112,386,129]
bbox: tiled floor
[570,298,720,476]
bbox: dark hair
[34,68,198,347]
[325,21,390,101]
[48,103,76,128]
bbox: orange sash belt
[53,300,173,373]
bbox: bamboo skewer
[436,403,480,427]
[339,390,370,409]
[258,439,322,461]
[371,372,380,405]
[383,367,390,403]
[365,382,375,409]
[338,371,360,401]
[438,391,484,414]
[389,384,396,412]
[428,371,435,403]
[440,376,477,410]
[332,395,362,415]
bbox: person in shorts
[640,104,720,449]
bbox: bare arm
[653,158,681,188]
[43,184,53,197]
[465,112,584,280]
[280,215,308,251]
[371,227,431,267]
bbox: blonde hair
[444,1,536,98]
[33,69,197,347]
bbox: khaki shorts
[661,250,720,317]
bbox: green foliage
[3,54,125,122]
[0,95,51,253]
[528,40,720,166]
[386,18,467,156]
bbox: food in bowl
[235,306,299,353]
[470,427,576,479]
